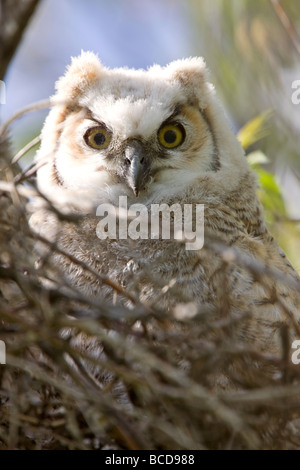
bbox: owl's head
[36,51,249,208]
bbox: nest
[1,110,300,450]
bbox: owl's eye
[84,126,112,150]
[158,123,185,149]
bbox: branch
[0,0,42,81]
[270,0,300,56]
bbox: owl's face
[36,52,248,207]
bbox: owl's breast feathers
[38,166,300,349]
[30,51,300,364]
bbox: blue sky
[1,0,196,126]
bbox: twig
[270,0,300,55]
[12,135,41,164]
[0,99,50,135]
[32,231,141,307]
[0,180,38,199]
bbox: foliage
[238,111,300,270]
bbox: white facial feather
[35,51,249,210]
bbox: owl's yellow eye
[84,126,112,150]
[158,123,185,149]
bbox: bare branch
[270,0,300,55]
[0,0,42,81]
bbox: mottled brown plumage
[30,52,300,389]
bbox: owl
[30,51,300,386]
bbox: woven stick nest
[1,106,300,450]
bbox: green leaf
[255,167,286,219]
[238,109,273,150]
[247,150,270,167]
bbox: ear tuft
[166,57,211,108]
[167,57,207,85]
[54,51,103,103]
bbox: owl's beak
[124,142,151,197]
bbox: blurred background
[1,0,300,268]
